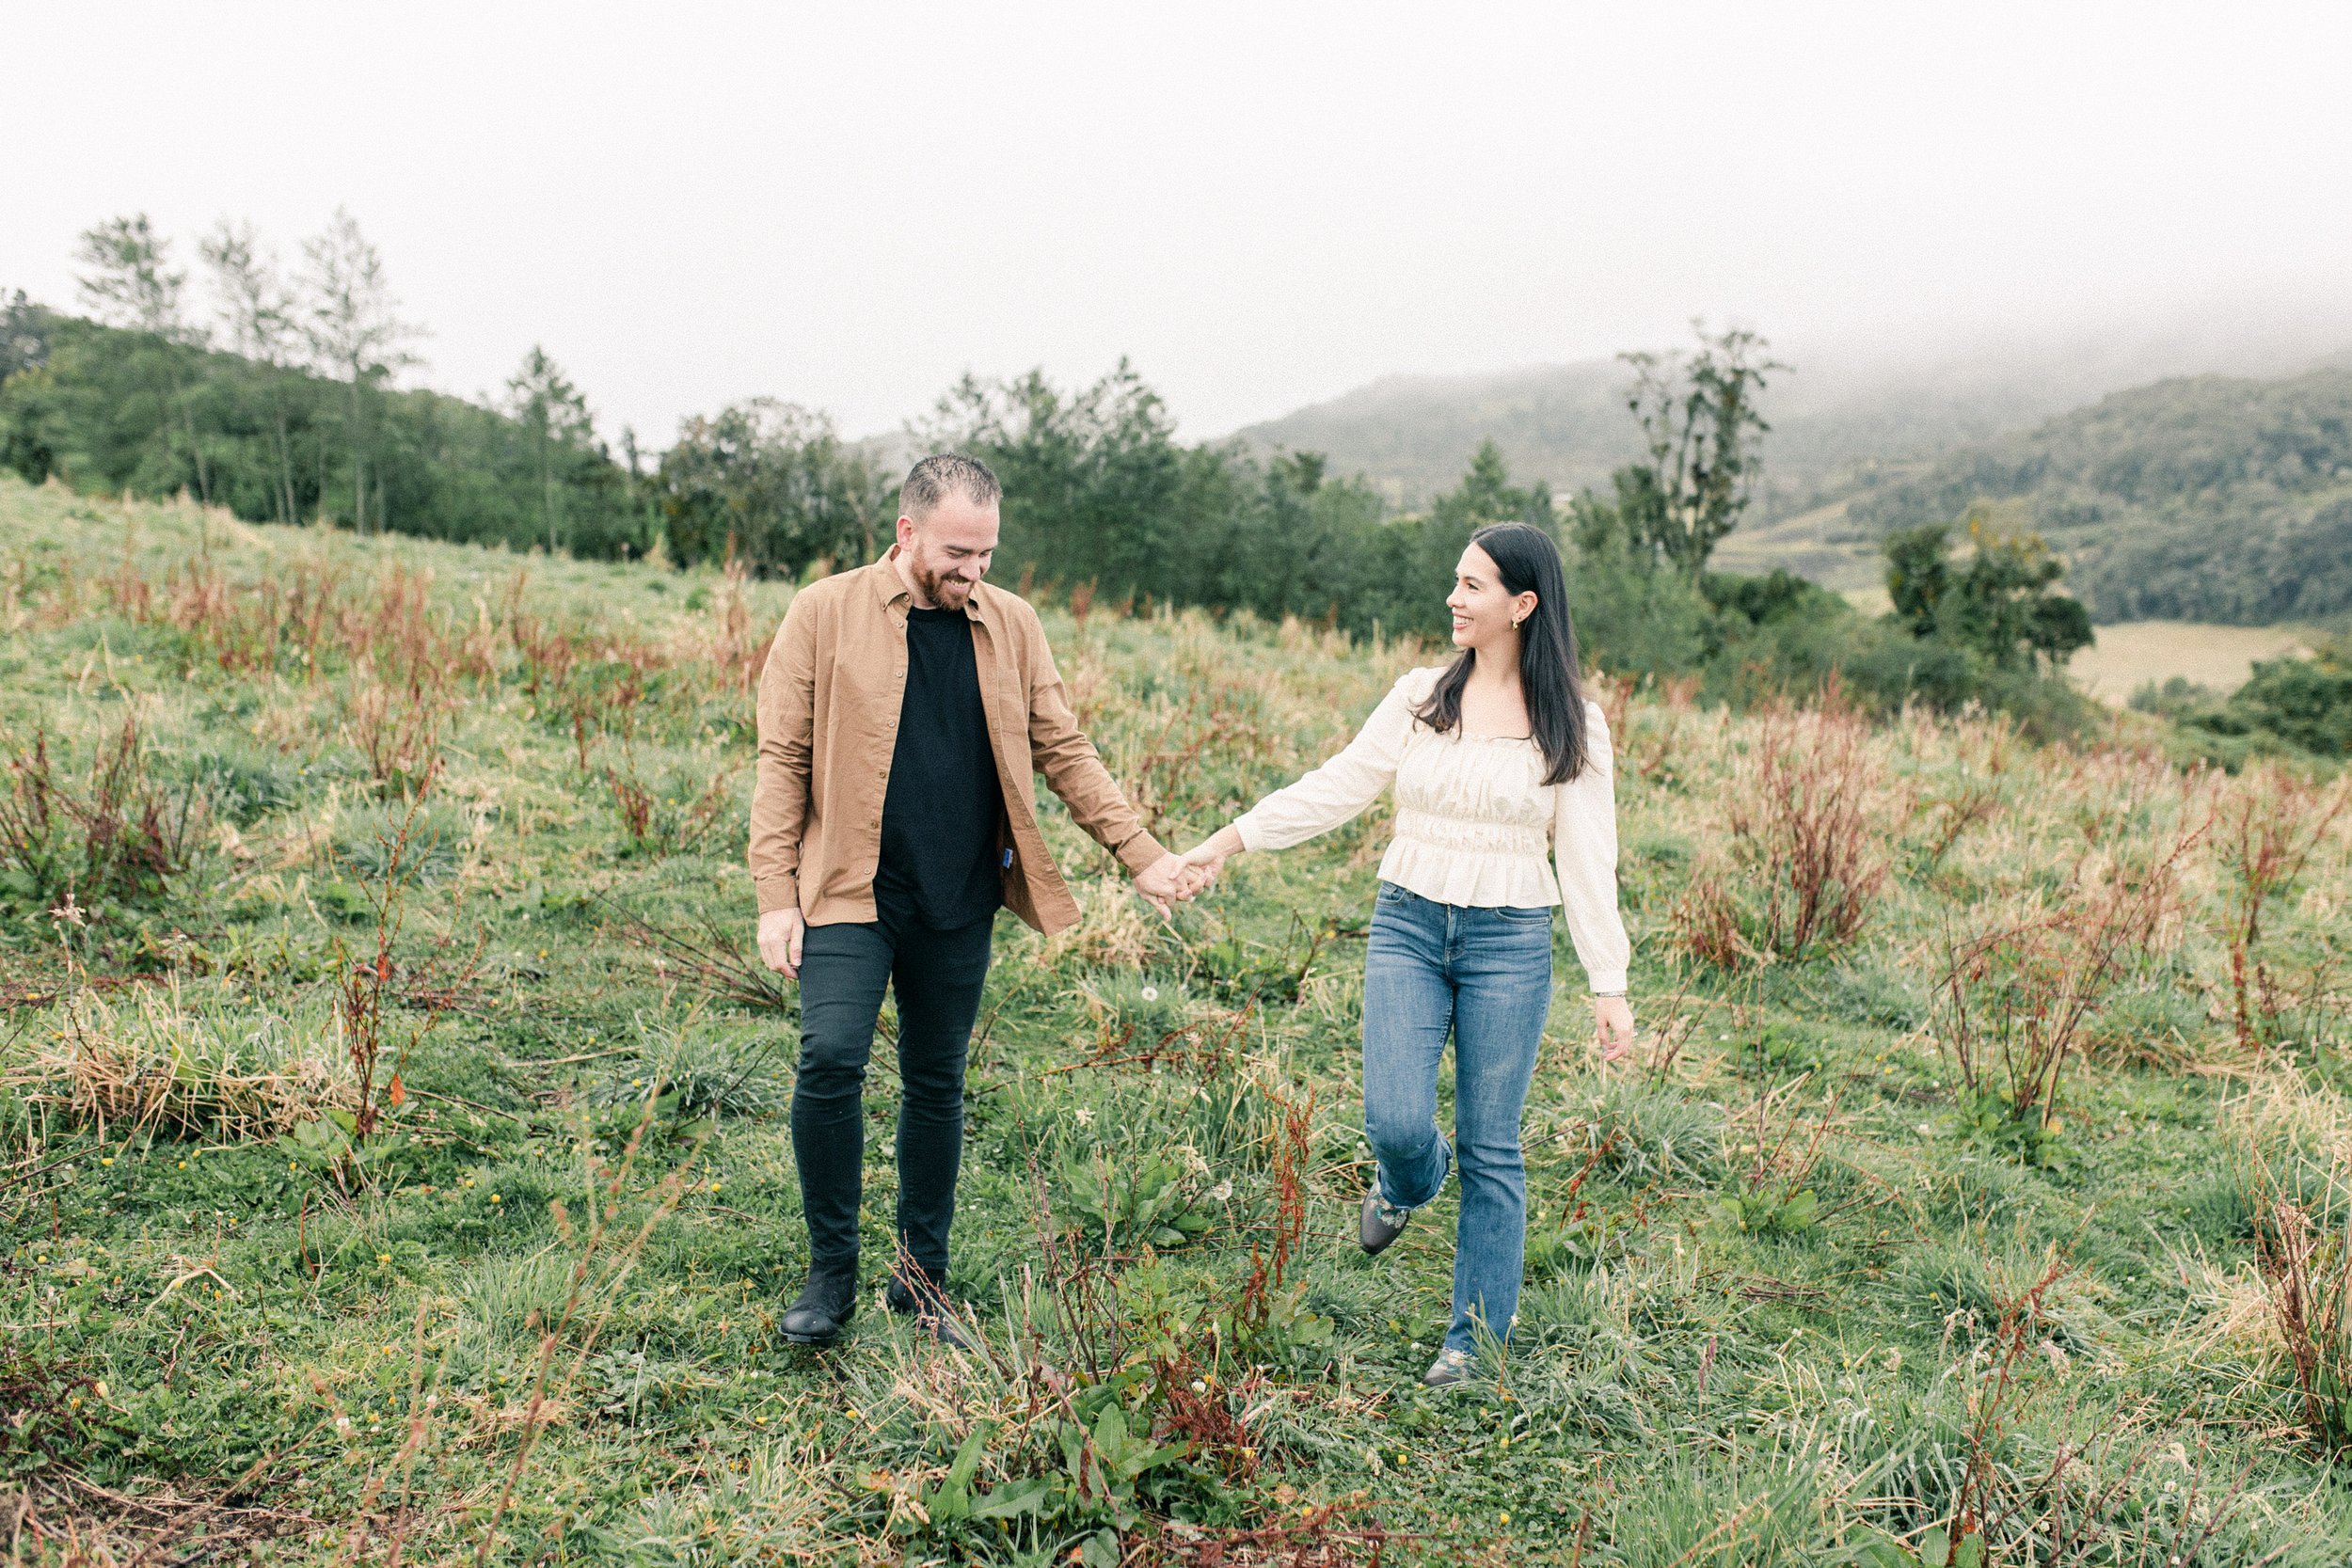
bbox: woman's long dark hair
[1414,522,1589,784]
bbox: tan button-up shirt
[749,550,1168,935]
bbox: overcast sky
[8,1,2350,445]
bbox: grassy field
[2068,623,2313,706]
[5,473,2352,1565]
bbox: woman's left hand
[1593,995,1635,1063]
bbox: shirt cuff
[754,875,800,915]
[1115,832,1169,877]
[1232,810,1266,853]
[1585,968,1628,996]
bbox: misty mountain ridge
[1234,304,2352,515]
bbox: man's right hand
[757,907,805,978]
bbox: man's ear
[895,514,917,548]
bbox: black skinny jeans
[790,912,993,1278]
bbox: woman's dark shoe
[1359,1190,1411,1256]
[780,1266,858,1345]
[887,1268,971,1349]
[1421,1348,1477,1388]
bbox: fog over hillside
[1232,293,2352,515]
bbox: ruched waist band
[1391,808,1548,860]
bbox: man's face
[897,494,999,610]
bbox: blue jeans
[1362,881,1554,1358]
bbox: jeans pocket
[1495,904,1551,924]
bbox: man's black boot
[886,1264,970,1349]
[780,1263,858,1345]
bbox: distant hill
[1230,360,1638,508]
[1232,353,2094,514]
[1842,368,2352,625]
[1231,314,2352,519]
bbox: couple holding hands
[749,453,1634,1388]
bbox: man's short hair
[901,452,1002,522]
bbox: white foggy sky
[7,1,2350,445]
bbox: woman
[1183,522,1634,1387]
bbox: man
[750,452,1198,1345]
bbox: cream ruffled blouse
[1231,666,1630,994]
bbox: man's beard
[911,552,972,609]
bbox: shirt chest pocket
[833,632,905,735]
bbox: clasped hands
[1141,821,1245,915]
[758,837,1225,980]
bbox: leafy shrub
[2162,642,2352,761]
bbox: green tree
[2,290,54,381]
[299,209,421,535]
[505,346,596,553]
[74,214,213,504]
[200,221,303,525]
[652,399,885,574]
[1613,324,1782,578]
[923,360,1186,605]
[1881,508,2093,672]
[2224,645,2352,758]
[1883,523,1951,637]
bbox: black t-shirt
[873,605,1006,930]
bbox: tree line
[6,214,2117,735]
[3,213,645,555]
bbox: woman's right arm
[1227,671,1422,853]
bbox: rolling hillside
[1232,318,2352,515]
[1844,367,2352,625]
[8,476,2352,1560]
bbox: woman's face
[1447,543,1536,651]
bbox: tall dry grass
[1672,689,1889,968]
[6,980,355,1139]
